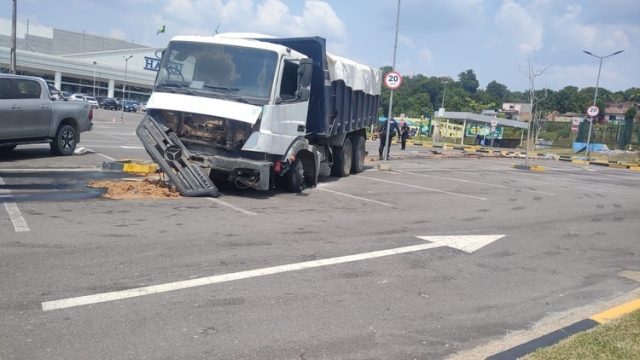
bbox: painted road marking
[41,235,504,311]
[96,152,116,161]
[80,145,144,150]
[317,186,394,207]
[359,176,487,200]
[0,177,30,232]
[396,170,555,196]
[591,299,640,324]
[207,198,257,216]
[0,168,101,172]
[3,203,30,232]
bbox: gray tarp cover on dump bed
[216,33,382,96]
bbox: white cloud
[494,0,543,55]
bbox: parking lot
[1,109,640,359]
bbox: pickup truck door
[0,78,23,140]
[14,78,51,138]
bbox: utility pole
[10,0,17,74]
[120,55,133,123]
[383,0,401,161]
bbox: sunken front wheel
[50,124,77,156]
[285,158,305,193]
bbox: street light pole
[120,55,133,123]
[441,80,447,109]
[92,61,97,97]
[582,49,623,158]
[383,0,401,161]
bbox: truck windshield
[156,41,278,103]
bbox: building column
[54,71,62,90]
[108,79,115,98]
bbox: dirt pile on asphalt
[89,178,180,199]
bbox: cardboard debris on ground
[89,177,180,199]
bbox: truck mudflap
[136,116,220,197]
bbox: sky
[3,0,639,92]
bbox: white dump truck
[137,34,381,196]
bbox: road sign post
[585,105,599,159]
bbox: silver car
[0,74,93,155]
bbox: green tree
[458,69,479,94]
[619,106,637,148]
[485,80,509,103]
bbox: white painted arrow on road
[42,234,505,311]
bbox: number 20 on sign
[384,71,402,90]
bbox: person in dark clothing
[378,118,400,160]
[400,122,410,150]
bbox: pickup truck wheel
[285,158,304,193]
[0,145,17,153]
[50,124,77,156]
[331,138,352,177]
[351,135,365,173]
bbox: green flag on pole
[156,24,166,35]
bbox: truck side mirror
[296,58,313,101]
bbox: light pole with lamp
[120,55,133,123]
[92,61,97,97]
[582,49,623,159]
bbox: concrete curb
[101,160,158,174]
[512,164,545,172]
[487,298,640,359]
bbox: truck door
[0,78,23,140]
[265,59,309,137]
[14,78,51,138]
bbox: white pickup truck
[0,74,93,155]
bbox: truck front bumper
[200,155,272,191]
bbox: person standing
[378,118,400,160]
[400,122,410,150]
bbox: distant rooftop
[0,17,148,56]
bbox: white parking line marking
[99,133,126,141]
[207,198,257,216]
[4,203,30,232]
[0,177,30,232]
[317,187,394,207]
[97,152,116,161]
[0,168,100,172]
[41,242,443,311]
[396,170,555,196]
[41,234,505,311]
[359,176,487,200]
[81,145,144,150]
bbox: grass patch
[524,309,640,360]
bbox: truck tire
[331,138,352,177]
[0,145,17,153]
[285,158,304,193]
[351,135,365,173]
[50,124,77,156]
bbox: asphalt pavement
[1,109,639,359]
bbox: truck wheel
[0,145,17,153]
[351,135,365,173]
[50,124,77,156]
[285,158,305,193]
[331,138,352,177]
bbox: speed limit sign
[587,105,599,117]
[384,71,402,90]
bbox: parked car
[122,100,138,112]
[0,74,93,155]
[102,98,121,110]
[68,93,99,109]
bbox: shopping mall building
[0,17,159,101]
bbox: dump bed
[260,37,381,137]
